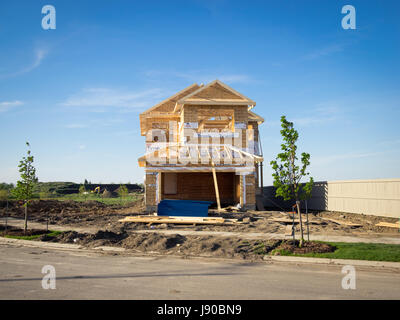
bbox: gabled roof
[177,80,256,107]
[141,83,202,115]
[248,110,264,124]
[139,80,262,135]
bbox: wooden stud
[211,161,222,211]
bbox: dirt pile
[273,240,335,255]
[50,229,302,260]
[0,224,48,237]
[122,233,186,251]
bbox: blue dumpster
[157,199,213,217]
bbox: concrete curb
[0,236,83,250]
[0,237,126,253]
[264,255,400,269]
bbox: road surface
[1,243,399,299]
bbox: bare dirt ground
[1,199,399,260]
[1,198,399,237]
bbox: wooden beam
[375,221,400,228]
[119,215,237,225]
[211,161,222,211]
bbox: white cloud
[65,117,125,129]
[0,100,24,112]
[65,123,88,129]
[313,151,382,166]
[144,70,251,84]
[60,87,167,112]
[0,48,48,78]
[79,145,86,150]
[303,44,344,60]
[267,103,342,128]
[24,49,47,73]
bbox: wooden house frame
[138,80,264,212]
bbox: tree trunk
[24,202,28,235]
[296,200,304,247]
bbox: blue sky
[0,0,399,185]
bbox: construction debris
[320,218,362,228]
[269,217,324,225]
[119,215,239,225]
[375,221,400,229]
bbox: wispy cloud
[23,49,47,73]
[144,70,251,84]
[267,103,342,127]
[60,87,167,112]
[292,104,340,126]
[302,44,344,61]
[313,151,383,166]
[0,100,24,112]
[65,123,89,129]
[0,48,48,78]
[379,139,400,147]
[64,117,125,129]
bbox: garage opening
[161,172,239,206]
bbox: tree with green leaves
[118,184,128,204]
[79,184,87,201]
[0,189,9,201]
[12,142,38,234]
[270,116,314,247]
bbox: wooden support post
[211,162,222,211]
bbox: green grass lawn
[44,193,142,206]
[272,241,400,262]
[3,230,62,241]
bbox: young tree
[12,142,38,234]
[79,184,87,201]
[118,184,128,204]
[270,116,314,247]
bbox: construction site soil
[1,199,399,260]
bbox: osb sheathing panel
[149,85,201,113]
[245,174,256,205]
[248,121,259,142]
[145,173,157,206]
[192,82,243,100]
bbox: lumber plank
[375,221,400,228]
[118,215,235,225]
[270,218,323,225]
[211,162,222,211]
[320,218,362,228]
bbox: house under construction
[138,80,264,212]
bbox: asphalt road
[0,243,399,299]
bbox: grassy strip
[3,230,62,241]
[49,194,142,206]
[271,241,400,262]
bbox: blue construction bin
[157,199,213,217]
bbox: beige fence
[263,179,400,218]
